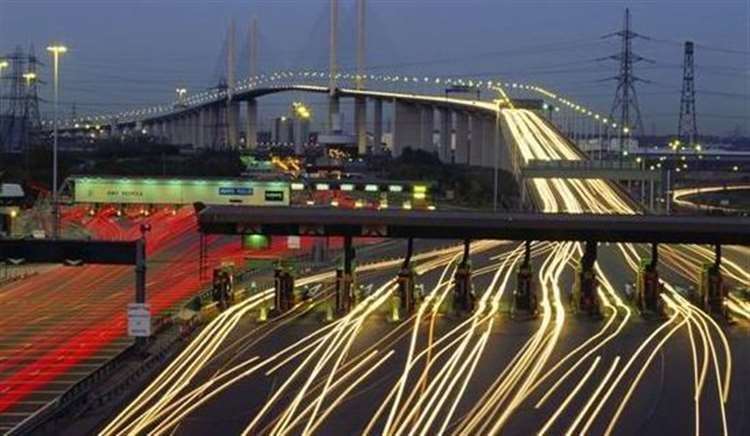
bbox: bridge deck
[197,206,750,245]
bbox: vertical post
[329,0,338,94]
[713,243,721,271]
[227,19,238,148]
[245,99,258,149]
[135,238,146,304]
[523,240,531,267]
[454,112,469,165]
[249,16,258,79]
[135,227,148,346]
[356,0,365,90]
[462,239,470,266]
[494,109,500,211]
[373,98,383,152]
[344,235,353,276]
[439,108,451,162]
[51,50,62,239]
[666,168,672,215]
[355,97,367,155]
[403,237,413,269]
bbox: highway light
[22,71,37,85]
[47,42,67,240]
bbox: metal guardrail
[525,159,643,170]
[7,344,135,436]
[8,239,398,435]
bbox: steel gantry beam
[198,206,750,245]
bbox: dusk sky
[1,0,748,136]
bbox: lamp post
[47,43,67,239]
[22,72,37,87]
[494,100,500,212]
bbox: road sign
[127,303,151,337]
[288,235,301,249]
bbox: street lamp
[0,60,9,82]
[22,71,37,86]
[47,43,67,239]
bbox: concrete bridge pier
[420,106,434,153]
[245,99,258,149]
[110,122,120,141]
[454,112,469,165]
[211,105,222,148]
[196,110,205,148]
[372,98,383,152]
[181,116,189,145]
[172,118,181,145]
[393,100,420,157]
[328,95,341,133]
[190,111,201,148]
[482,116,498,169]
[204,107,215,149]
[438,108,451,162]
[165,120,174,145]
[227,102,240,148]
[355,96,367,155]
[469,115,484,166]
[158,121,167,144]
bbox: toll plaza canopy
[66,176,290,206]
[197,206,750,245]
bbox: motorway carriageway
[96,109,748,435]
[0,205,348,432]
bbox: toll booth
[515,264,537,314]
[397,267,416,314]
[572,241,599,316]
[211,266,234,310]
[453,263,474,313]
[513,241,537,316]
[636,257,662,315]
[335,268,355,313]
[453,240,474,313]
[335,236,356,314]
[274,267,296,313]
[700,262,726,317]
